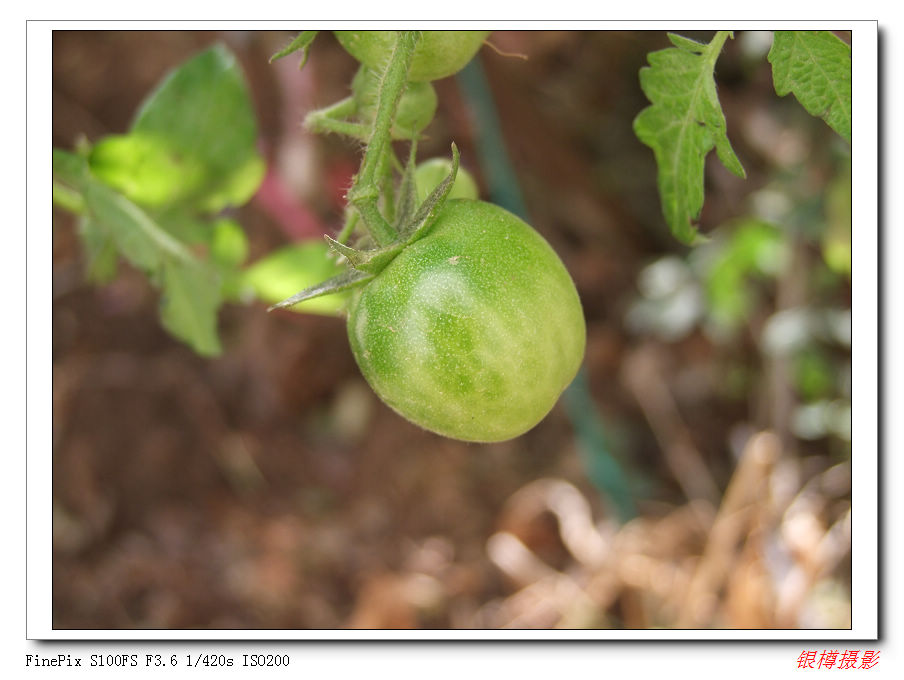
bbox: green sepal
[274,144,460,311]
[324,235,405,275]
[398,143,459,242]
[270,31,319,68]
[268,267,374,312]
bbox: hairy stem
[705,31,732,66]
[336,209,359,245]
[347,30,421,246]
[304,98,368,139]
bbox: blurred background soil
[51,30,852,630]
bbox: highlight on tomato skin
[345,199,587,443]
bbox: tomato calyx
[268,144,460,311]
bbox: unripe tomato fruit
[352,67,438,138]
[334,30,490,82]
[347,199,586,442]
[415,158,479,203]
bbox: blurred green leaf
[159,258,222,356]
[52,147,89,187]
[51,45,268,358]
[88,133,206,207]
[128,44,265,213]
[823,161,852,278]
[242,241,350,316]
[702,219,786,330]
[154,211,213,246]
[768,31,852,142]
[77,217,118,284]
[634,31,745,244]
[82,178,190,273]
[53,180,86,214]
[54,146,225,355]
[794,347,836,401]
[210,218,249,269]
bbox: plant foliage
[633,32,746,244]
[53,44,267,356]
[635,30,852,246]
[768,30,852,143]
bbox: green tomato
[415,158,479,203]
[352,67,437,138]
[335,30,490,82]
[347,199,585,442]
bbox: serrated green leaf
[270,31,318,68]
[667,33,708,52]
[130,44,265,213]
[159,258,223,356]
[768,31,851,142]
[634,31,745,244]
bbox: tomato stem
[706,31,733,67]
[347,30,421,246]
[304,97,368,139]
[335,208,359,245]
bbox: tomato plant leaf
[634,32,746,244]
[701,218,787,331]
[53,180,86,215]
[51,46,269,358]
[53,145,228,353]
[81,179,192,273]
[52,148,89,189]
[768,31,852,142]
[209,218,249,269]
[77,216,118,284]
[88,133,207,208]
[127,44,265,213]
[270,31,319,68]
[159,258,223,356]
